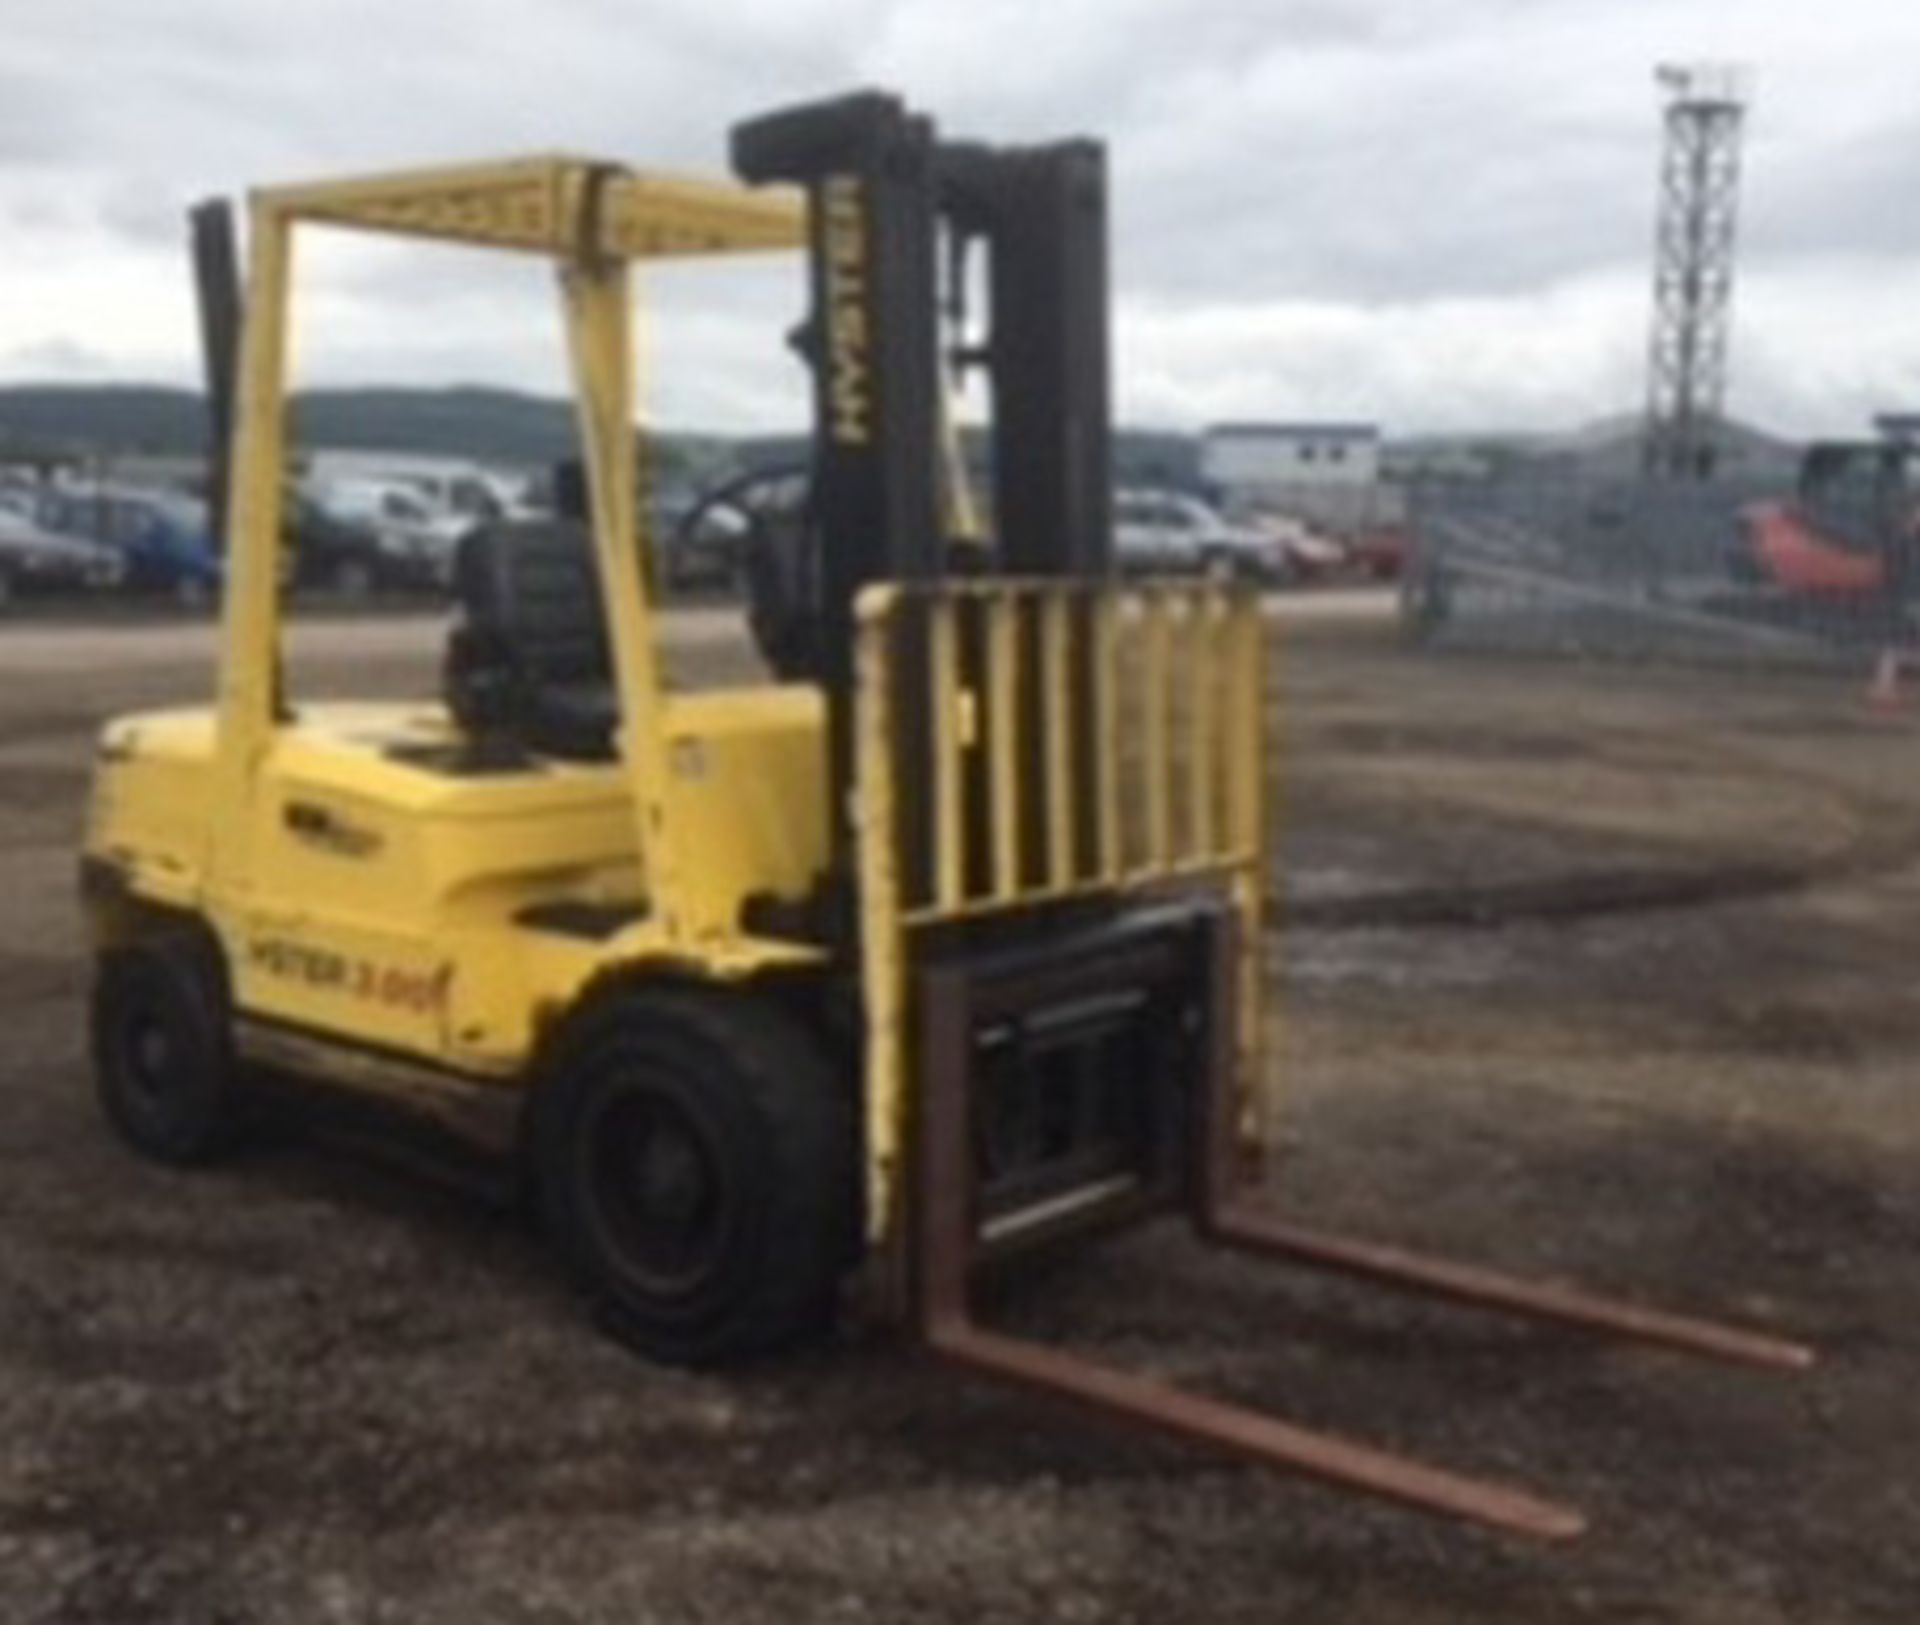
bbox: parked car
[1730,443,1916,603]
[1114,489,1290,581]
[1346,524,1410,581]
[32,485,222,601]
[0,500,126,605]
[305,477,470,588]
[391,467,530,525]
[1732,500,1890,598]
[284,493,413,596]
[1248,511,1348,583]
[305,458,534,527]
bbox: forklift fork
[910,917,1813,1542]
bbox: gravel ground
[2,607,1918,1623]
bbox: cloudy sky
[3,0,1916,438]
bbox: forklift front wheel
[534,988,855,1367]
[90,935,237,1165]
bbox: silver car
[0,496,126,605]
[1113,488,1290,582]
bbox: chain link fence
[1402,462,1916,669]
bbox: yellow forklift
[82,91,1809,1541]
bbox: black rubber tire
[533,987,856,1367]
[90,933,237,1165]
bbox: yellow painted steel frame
[854,578,1268,1243]
[95,153,1269,1261]
[206,159,804,944]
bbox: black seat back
[445,521,618,761]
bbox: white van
[305,476,472,587]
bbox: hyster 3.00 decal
[249,938,451,1014]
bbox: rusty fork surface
[1204,1209,1814,1373]
[910,916,1813,1542]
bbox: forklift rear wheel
[535,988,855,1367]
[90,934,237,1165]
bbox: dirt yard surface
[3,601,1918,1623]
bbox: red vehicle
[1346,524,1410,581]
[1734,441,1914,600]
[1738,502,1886,596]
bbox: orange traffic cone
[1867,648,1906,713]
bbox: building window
[1328,442,1347,464]
[1299,443,1318,463]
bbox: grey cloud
[1750,116,1920,260]
[0,0,1917,436]
[0,68,84,164]
[96,181,192,248]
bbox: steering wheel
[674,464,822,681]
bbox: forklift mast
[938,136,1113,577]
[731,91,1114,816]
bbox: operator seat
[444,520,618,762]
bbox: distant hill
[296,387,584,463]
[1534,410,1796,459]
[1386,412,1803,484]
[1,382,1799,488]
[0,385,208,459]
[0,384,605,466]
[1517,411,1801,483]
[0,383,1211,490]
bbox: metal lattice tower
[1643,63,1749,478]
